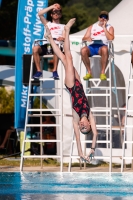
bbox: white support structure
[20,40,63,172]
[68,41,122,172]
[121,41,133,172]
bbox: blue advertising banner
[15,0,48,129]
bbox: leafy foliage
[33,97,47,109]
[60,0,122,33]
[0,0,18,39]
[0,0,122,36]
[0,87,14,113]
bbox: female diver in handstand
[45,18,98,162]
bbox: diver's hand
[87,149,95,163]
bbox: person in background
[42,116,56,155]
[81,11,114,81]
[32,3,65,80]
[0,115,16,149]
[44,18,98,162]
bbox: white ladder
[68,41,122,172]
[20,40,63,172]
[121,41,133,172]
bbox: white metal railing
[68,40,122,172]
[20,39,63,172]
[121,41,133,172]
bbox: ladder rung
[22,155,61,158]
[127,110,133,112]
[64,114,72,117]
[128,94,133,96]
[122,157,133,159]
[89,78,110,81]
[72,140,110,143]
[94,156,121,159]
[87,87,126,90]
[123,141,133,143]
[96,127,121,130]
[28,109,60,112]
[28,114,61,117]
[129,79,133,81]
[87,87,110,90]
[29,93,61,96]
[26,124,60,127]
[31,78,55,82]
[112,126,124,130]
[96,125,110,128]
[91,109,110,112]
[86,94,110,96]
[93,114,110,116]
[112,107,125,110]
[96,126,123,130]
[125,125,133,128]
[24,139,61,142]
[71,155,110,159]
[92,107,126,111]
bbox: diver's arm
[89,111,98,149]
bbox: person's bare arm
[102,20,114,40]
[72,111,83,157]
[82,25,93,42]
[73,119,83,157]
[89,111,98,149]
[85,111,98,161]
[38,4,61,26]
[10,126,15,130]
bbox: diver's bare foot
[65,18,76,30]
[44,25,51,39]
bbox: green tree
[0,87,14,113]
[0,0,122,37]
[61,0,122,33]
[33,97,47,109]
[49,0,69,7]
[62,3,100,33]
[0,0,18,39]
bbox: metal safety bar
[121,41,133,172]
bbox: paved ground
[0,165,133,172]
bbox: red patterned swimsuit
[66,79,90,119]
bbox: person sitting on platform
[44,18,98,162]
[33,3,65,80]
[81,11,114,81]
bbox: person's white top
[91,22,112,45]
[43,21,65,44]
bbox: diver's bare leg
[86,111,98,162]
[44,25,67,68]
[63,18,77,88]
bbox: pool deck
[0,165,133,172]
